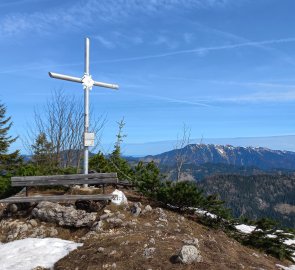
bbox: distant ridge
[120,135,295,156]
[141,144,295,170]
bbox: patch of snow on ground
[235,224,256,234]
[276,264,295,270]
[285,239,295,246]
[194,208,217,219]
[0,238,82,270]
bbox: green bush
[156,181,205,211]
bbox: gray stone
[100,212,114,220]
[183,238,199,247]
[98,247,105,253]
[106,218,123,228]
[178,245,202,264]
[143,247,156,258]
[29,219,38,227]
[32,201,97,227]
[91,220,104,232]
[130,203,141,217]
[145,205,152,212]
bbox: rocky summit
[0,188,294,270]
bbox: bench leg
[102,184,105,194]
[25,187,28,197]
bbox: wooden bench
[0,172,132,204]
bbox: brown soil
[54,189,292,270]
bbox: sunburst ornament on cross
[48,37,119,184]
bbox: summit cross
[49,37,119,182]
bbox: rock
[177,245,202,264]
[75,200,105,212]
[149,238,155,245]
[122,220,137,229]
[106,218,123,228]
[183,238,199,247]
[100,212,114,220]
[32,201,97,227]
[91,220,104,232]
[29,219,38,227]
[145,205,152,212]
[116,213,125,220]
[130,203,142,217]
[142,205,153,215]
[9,204,18,213]
[143,247,156,258]
[98,247,105,253]
[155,208,167,220]
[111,189,128,205]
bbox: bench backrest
[11,173,118,187]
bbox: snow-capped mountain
[142,144,295,170]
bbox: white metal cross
[49,37,119,182]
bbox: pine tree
[0,102,21,171]
[31,132,54,168]
[108,118,133,180]
[89,151,111,173]
[134,161,162,198]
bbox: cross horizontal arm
[49,72,119,90]
[93,80,119,89]
[49,72,82,83]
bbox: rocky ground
[0,187,293,270]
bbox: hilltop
[0,187,294,270]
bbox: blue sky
[1,0,295,155]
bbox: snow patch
[0,238,82,270]
[285,239,295,246]
[276,264,295,270]
[194,208,217,219]
[235,224,256,234]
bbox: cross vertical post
[84,38,90,179]
[48,37,119,187]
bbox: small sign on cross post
[49,37,119,187]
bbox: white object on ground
[194,208,217,219]
[285,239,295,246]
[111,189,128,205]
[0,238,82,270]
[276,264,295,270]
[235,224,256,234]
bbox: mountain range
[141,144,295,170]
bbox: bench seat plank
[12,178,119,187]
[0,194,114,203]
[12,173,117,182]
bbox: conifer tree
[31,132,54,168]
[0,102,21,171]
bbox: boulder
[32,201,97,227]
[111,189,128,205]
[177,245,202,264]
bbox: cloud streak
[92,37,295,64]
[0,0,235,38]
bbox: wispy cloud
[0,0,238,38]
[195,23,295,67]
[2,37,295,75]
[123,91,213,108]
[93,35,115,49]
[214,90,295,103]
[92,37,295,64]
